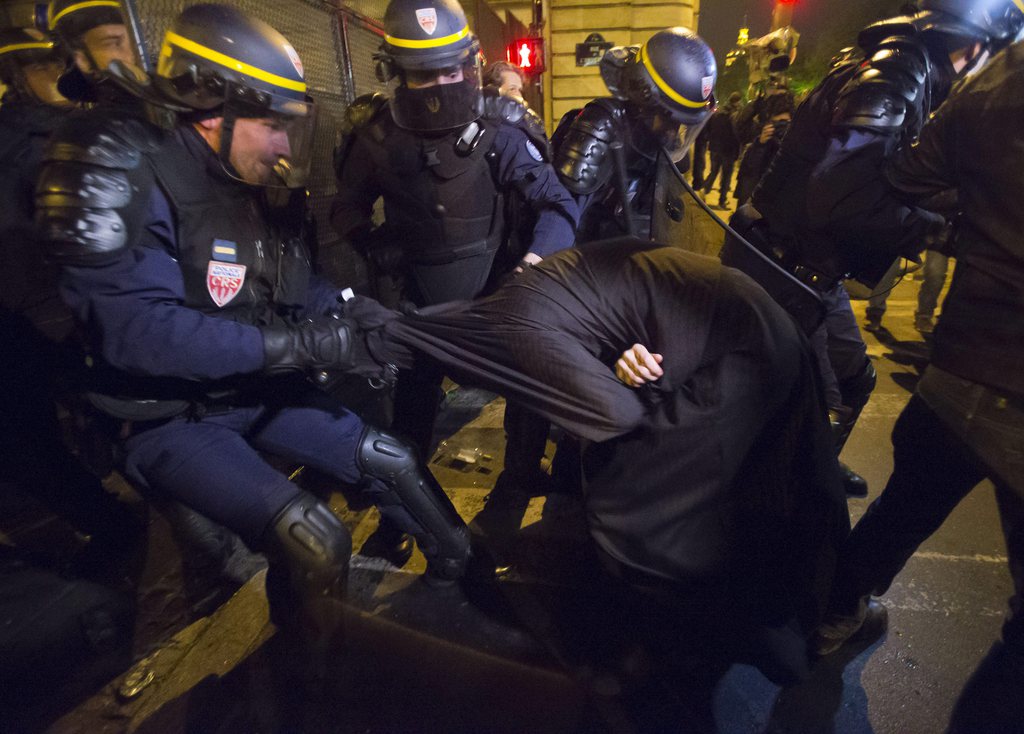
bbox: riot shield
[653,147,826,334]
[651,147,722,257]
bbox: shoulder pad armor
[335,93,389,174]
[343,92,389,133]
[857,16,918,52]
[552,98,626,196]
[481,89,551,159]
[35,110,163,266]
[832,35,929,133]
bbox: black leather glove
[341,296,416,371]
[261,316,359,375]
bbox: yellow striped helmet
[47,0,123,48]
[155,3,307,115]
[379,0,478,73]
[0,25,64,101]
[621,28,716,126]
[154,4,315,188]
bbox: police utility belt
[732,204,841,294]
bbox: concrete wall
[545,0,699,129]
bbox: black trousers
[833,393,1023,643]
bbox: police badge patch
[283,43,304,78]
[525,140,544,161]
[701,75,714,100]
[207,261,246,308]
[416,8,437,34]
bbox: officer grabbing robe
[331,0,579,492]
[35,5,471,641]
[347,239,849,684]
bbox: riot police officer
[47,0,136,99]
[0,20,144,547]
[552,27,717,241]
[35,4,471,638]
[720,0,1022,496]
[331,0,579,494]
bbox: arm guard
[552,98,624,196]
[832,35,930,135]
[333,92,388,176]
[35,111,163,267]
[481,88,551,160]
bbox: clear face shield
[220,84,317,189]
[652,105,712,164]
[388,55,483,132]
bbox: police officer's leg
[499,401,553,494]
[822,284,873,495]
[246,394,470,584]
[121,411,352,632]
[392,361,446,457]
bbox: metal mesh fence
[130,0,366,287]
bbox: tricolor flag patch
[211,239,238,262]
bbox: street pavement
[5,225,1013,732]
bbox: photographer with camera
[733,91,794,207]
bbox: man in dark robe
[350,238,849,682]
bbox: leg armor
[261,492,352,630]
[356,426,471,583]
[834,358,878,452]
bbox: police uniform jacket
[330,96,578,305]
[51,119,343,398]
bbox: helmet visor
[650,108,711,164]
[388,56,482,132]
[221,84,317,189]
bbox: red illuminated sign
[506,37,545,75]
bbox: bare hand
[615,343,664,387]
[759,124,775,144]
[514,251,543,274]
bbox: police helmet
[155,4,316,188]
[376,0,482,131]
[620,29,717,126]
[47,0,123,49]
[0,25,66,103]
[0,2,49,33]
[919,0,1024,49]
[602,28,716,158]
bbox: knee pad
[356,426,470,582]
[263,492,351,603]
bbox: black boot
[358,518,414,568]
[839,462,869,498]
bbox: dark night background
[698,0,915,92]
